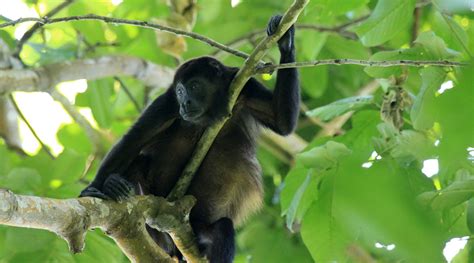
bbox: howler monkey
[80,15,299,263]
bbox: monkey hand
[80,174,135,201]
[79,186,110,200]
[266,14,295,54]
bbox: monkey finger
[107,175,134,196]
[80,187,111,200]
[104,183,128,201]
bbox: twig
[167,0,310,201]
[212,16,367,57]
[114,76,142,112]
[0,15,12,22]
[411,7,421,44]
[257,59,466,73]
[0,14,250,60]
[416,0,432,8]
[13,0,75,58]
[8,93,55,158]
[49,89,105,155]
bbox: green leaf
[364,46,425,78]
[431,12,469,55]
[238,214,313,263]
[355,0,417,46]
[410,67,447,130]
[298,31,328,61]
[300,66,328,98]
[297,141,352,170]
[418,179,474,209]
[365,31,457,78]
[300,172,352,262]
[414,31,461,59]
[4,168,41,193]
[391,130,437,162]
[306,95,373,121]
[285,170,311,231]
[76,79,115,128]
[467,198,474,234]
[437,61,474,168]
[305,0,369,19]
[27,43,76,65]
[57,123,93,155]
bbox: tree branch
[167,0,310,201]
[257,59,465,74]
[0,55,175,93]
[13,0,75,58]
[0,14,250,60]
[8,93,55,158]
[0,189,204,262]
[49,89,106,154]
[212,16,367,58]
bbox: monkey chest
[140,120,256,196]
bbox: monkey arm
[244,19,299,136]
[82,89,178,194]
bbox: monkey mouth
[181,109,205,121]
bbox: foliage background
[0,0,473,262]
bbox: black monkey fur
[80,15,299,263]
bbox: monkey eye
[190,81,201,90]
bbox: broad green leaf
[74,230,127,263]
[285,170,311,231]
[300,66,328,98]
[437,61,474,168]
[410,67,446,130]
[467,198,474,234]
[306,95,374,121]
[364,46,425,78]
[418,179,474,209]
[336,159,445,262]
[324,35,370,59]
[297,141,352,170]
[431,12,469,56]
[414,31,461,59]
[27,43,76,65]
[391,130,437,162]
[280,162,307,216]
[238,214,313,263]
[300,172,351,262]
[76,79,115,128]
[298,31,328,61]
[305,0,369,19]
[434,0,474,15]
[4,168,41,194]
[365,31,457,78]
[355,0,417,46]
[57,123,93,155]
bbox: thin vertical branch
[13,0,75,58]
[8,93,55,158]
[114,77,142,112]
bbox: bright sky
[0,0,467,261]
